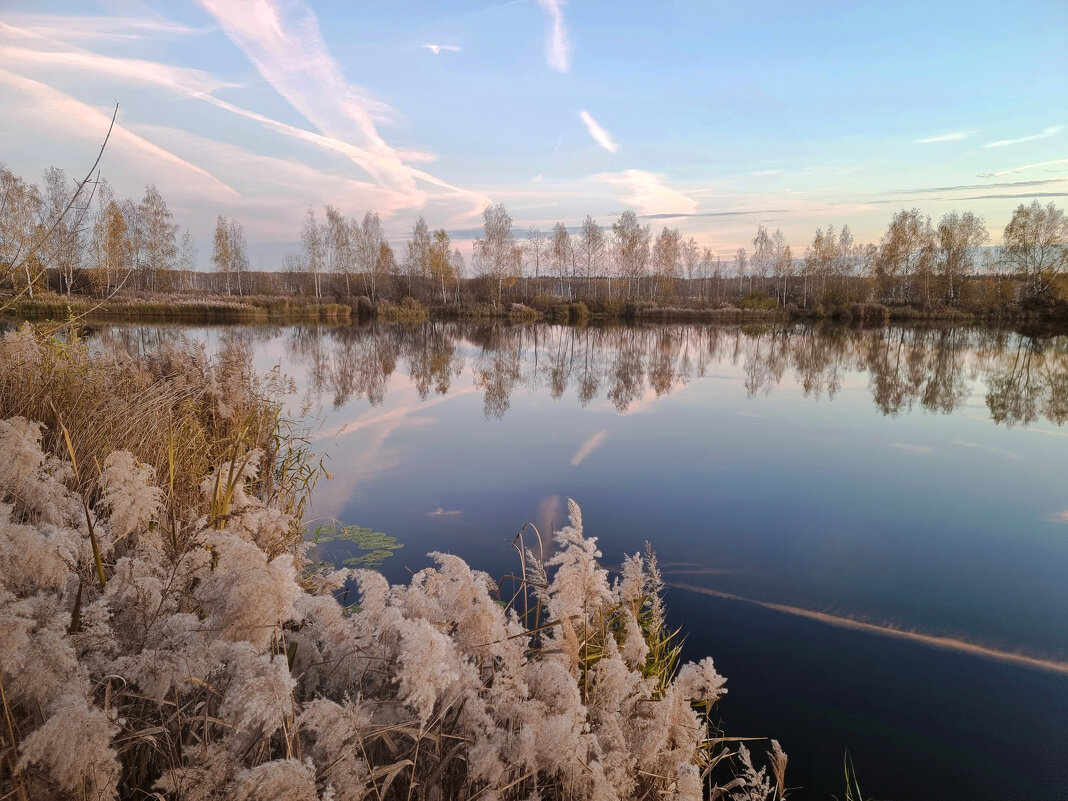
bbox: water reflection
[74,318,1068,801]
[89,321,1067,428]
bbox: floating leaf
[343,549,397,569]
[312,524,404,570]
[342,525,403,552]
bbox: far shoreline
[5,287,1068,331]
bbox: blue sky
[1,0,1065,266]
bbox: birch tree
[936,212,987,305]
[324,205,353,296]
[301,207,324,300]
[1000,201,1066,302]
[120,197,144,287]
[735,247,747,297]
[526,225,546,285]
[228,219,248,296]
[549,221,575,298]
[577,216,606,298]
[751,225,774,294]
[700,247,716,300]
[876,210,934,305]
[473,203,521,303]
[358,211,385,302]
[376,238,397,300]
[406,216,432,299]
[90,185,129,296]
[41,167,83,296]
[0,166,43,297]
[211,215,232,295]
[652,227,682,298]
[139,185,178,289]
[611,211,650,300]
[428,228,458,304]
[681,236,700,299]
[177,229,197,289]
[772,230,792,305]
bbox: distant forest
[2,162,1066,316]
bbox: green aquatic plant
[311,523,404,570]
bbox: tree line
[0,164,198,298]
[2,162,1065,313]
[459,203,1065,313]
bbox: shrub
[848,303,890,325]
[569,301,590,323]
[354,295,376,318]
[739,291,778,311]
[546,302,569,322]
[585,297,626,317]
[377,296,429,321]
[507,302,540,321]
[318,303,351,321]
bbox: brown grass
[0,324,309,548]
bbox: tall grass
[4,292,354,324]
[0,324,787,801]
[0,324,312,551]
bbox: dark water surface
[92,320,1068,800]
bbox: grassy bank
[4,291,353,324]
[12,290,1063,337]
[7,289,1068,330]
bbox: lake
[84,320,1068,800]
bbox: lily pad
[313,524,403,570]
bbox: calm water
[88,321,1068,799]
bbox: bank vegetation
[0,324,789,801]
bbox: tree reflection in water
[92,321,1067,428]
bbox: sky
[1,0,1065,267]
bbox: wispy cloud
[2,11,488,221]
[985,125,1064,148]
[0,43,238,97]
[536,0,570,72]
[194,0,489,219]
[570,429,608,466]
[640,209,787,220]
[422,44,460,54]
[979,158,1068,178]
[884,178,1067,195]
[129,122,411,234]
[1044,509,1068,525]
[598,169,697,216]
[0,13,206,42]
[915,131,973,144]
[0,68,238,199]
[959,192,1068,200]
[579,110,617,153]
